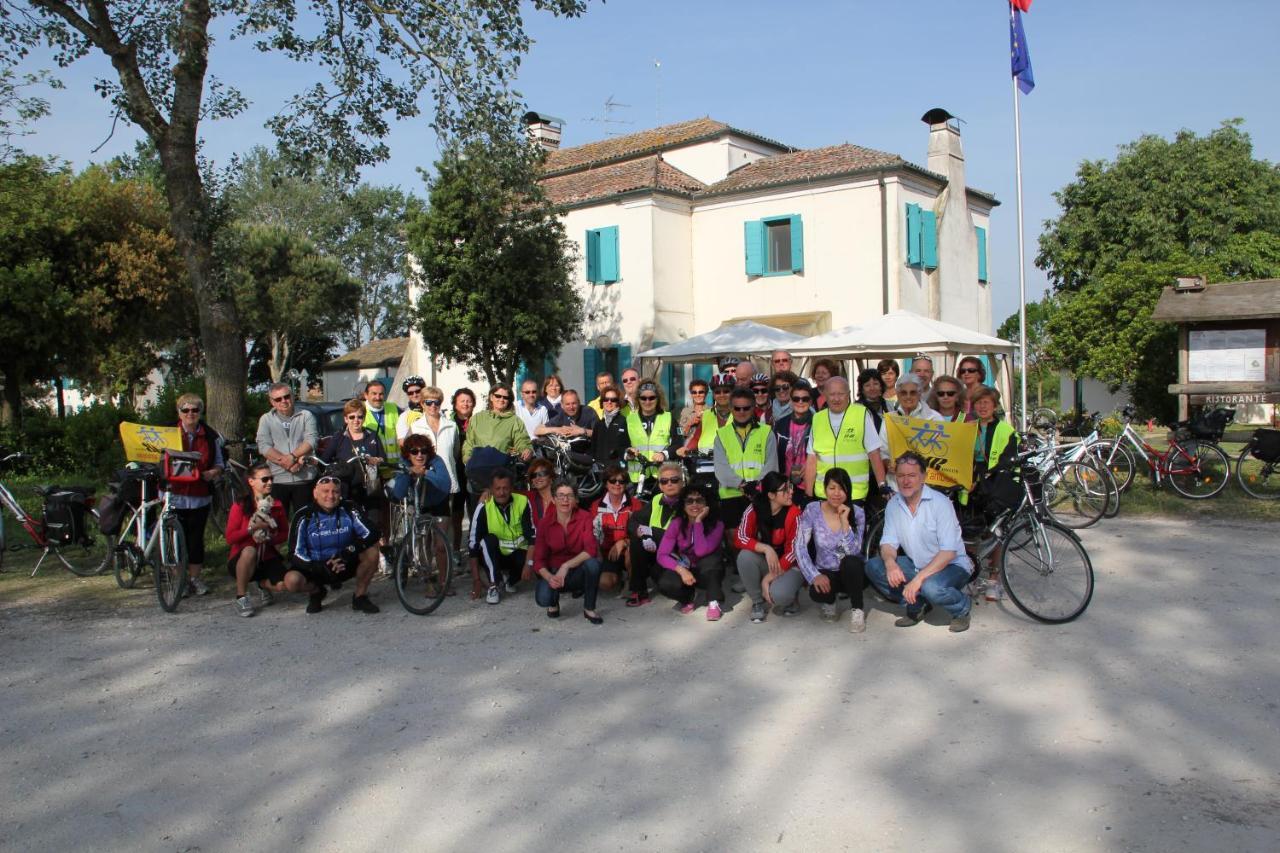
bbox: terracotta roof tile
[542,156,706,207]
[323,337,409,369]
[542,117,790,175]
[700,143,904,195]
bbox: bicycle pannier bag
[163,449,203,484]
[43,488,90,545]
[113,465,161,508]
[97,492,128,536]
[1251,428,1280,464]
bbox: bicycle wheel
[862,513,884,562]
[210,480,231,533]
[1098,461,1122,519]
[53,509,113,576]
[1167,441,1230,499]
[1042,459,1108,529]
[155,516,188,612]
[114,543,142,588]
[395,520,454,615]
[1000,515,1094,623]
[1087,440,1135,493]
[1236,446,1280,500]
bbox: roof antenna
[654,59,662,127]
[582,95,633,136]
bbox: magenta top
[657,516,724,570]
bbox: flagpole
[1012,76,1028,431]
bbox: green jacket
[462,408,532,463]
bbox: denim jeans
[535,557,603,610]
[865,555,971,618]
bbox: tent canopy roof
[790,310,1013,357]
[636,321,805,361]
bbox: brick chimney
[921,107,982,329]
[522,111,565,151]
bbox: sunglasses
[492,394,512,401]
[317,475,342,485]
[935,390,958,397]
[638,395,658,402]
[690,389,707,395]
[958,367,980,374]
[752,387,769,394]
[271,395,292,403]
[602,397,620,404]
[254,476,274,483]
[791,395,811,403]
[622,376,639,383]
[658,477,682,485]
[406,388,423,395]
[684,496,707,505]
[179,407,201,414]
[732,405,755,412]
[423,399,442,406]
[531,470,551,478]
[606,477,628,485]
[713,388,732,394]
[408,448,428,456]
[345,413,362,419]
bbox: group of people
[164,348,1009,632]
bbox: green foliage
[1036,122,1280,422]
[407,140,584,386]
[0,67,60,162]
[0,402,129,479]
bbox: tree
[998,299,1056,409]
[222,223,358,383]
[1036,121,1280,419]
[0,157,182,424]
[0,0,589,438]
[407,140,583,387]
[0,67,60,162]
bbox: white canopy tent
[790,310,1017,412]
[636,321,805,376]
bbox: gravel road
[2,515,1278,853]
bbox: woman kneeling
[794,468,869,632]
[532,480,604,624]
[656,483,726,621]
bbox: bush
[0,401,133,479]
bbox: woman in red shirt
[224,462,310,617]
[532,481,604,623]
[734,471,803,623]
[522,457,556,525]
[591,463,641,594]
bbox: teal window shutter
[542,354,557,381]
[617,344,632,378]
[693,363,714,383]
[905,204,922,265]
[583,348,599,395]
[921,210,938,270]
[744,220,765,276]
[788,215,804,273]
[976,226,988,282]
[599,226,619,283]
[585,229,600,283]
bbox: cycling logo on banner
[885,414,977,490]
[119,422,183,463]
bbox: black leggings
[656,553,725,605]
[808,554,868,609]
[629,538,662,596]
[173,505,210,564]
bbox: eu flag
[1010,6,1035,94]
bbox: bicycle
[210,439,258,531]
[0,450,111,577]
[1092,404,1231,499]
[1024,418,1119,528]
[624,452,664,502]
[1235,427,1280,500]
[109,464,189,612]
[387,478,454,615]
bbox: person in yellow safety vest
[623,380,680,484]
[362,379,401,473]
[971,385,1019,489]
[678,371,735,459]
[713,387,778,532]
[802,376,890,504]
[624,461,685,607]
[468,468,535,605]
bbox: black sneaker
[894,603,932,627]
[306,588,327,614]
[352,594,381,614]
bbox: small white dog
[250,494,277,543]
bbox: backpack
[43,487,92,546]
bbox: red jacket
[591,493,642,552]
[533,507,599,572]
[169,422,221,499]
[224,498,289,563]
[734,503,800,571]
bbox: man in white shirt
[515,379,552,439]
[866,451,974,632]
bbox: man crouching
[289,474,382,614]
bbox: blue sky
[18,0,1280,327]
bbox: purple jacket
[657,516,724,570]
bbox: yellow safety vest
[980,420,1017,471]
[363,402,400,459]
[649,499,674,531]
[697,408,730,452]
[716,421,773,500]
[484,493,529,555]
[810,404,870,500]
[625,411,672,482]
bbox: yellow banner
[884,414,977,490]
[119,422,183,463]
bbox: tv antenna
[582,95,633,136]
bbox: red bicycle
[1091,406,1230,499]
[0,450,112,576]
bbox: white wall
[662,135,783,186]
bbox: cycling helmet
[719,356,740,370]
[710,372,736,389]
[401,375,426,392]
[750,372,770,387]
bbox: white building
[394,110,998,406]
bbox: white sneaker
[848,607,866,633]
[235,595,254,617]
[189,576,210,596]
[485,585,500,605]
[984,580,1004,602]
[258,587,274,607]
[378,553,390,577]
[820,603,837,623]
[504,580,518,594]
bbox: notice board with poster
[1187,329,1266,382]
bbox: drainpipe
[879,174,890,314]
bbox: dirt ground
[1,515,1278,853]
